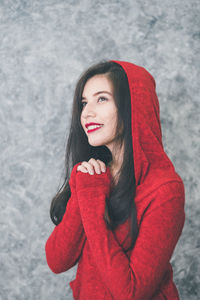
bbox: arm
[76,170,185,299]
[45,162,86,274]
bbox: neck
[108,141,124,173]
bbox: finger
[88,158,102,174]
[96,159,106,173]
[81,161,95,175]
[77,164,88,173]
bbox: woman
[45,60,185,299]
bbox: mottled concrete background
[0,0,199,299]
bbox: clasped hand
[77,158,107,175]
[70,158,112,198]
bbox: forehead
[82,75,113,96]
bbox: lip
[85,122,103,129]
[87,126,103,133]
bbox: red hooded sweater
[45,60,185,299]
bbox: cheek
[80,115,84,128]
[104,105,117,122]
[108,112,118,127]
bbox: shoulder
[157,180,185,197]
[143,180,185,220]
[136,166,184,198]
[153,180,185,209]
[135,178,185,225]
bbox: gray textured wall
[0,1,199,299]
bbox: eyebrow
[81,91,112,100]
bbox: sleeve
[75,170,185,300]
[45,162,86,274]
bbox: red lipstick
[87,126,103,133]
[85,122,103,129]
[85,123,104,133]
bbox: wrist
[69,162,82,191]
[76,167,112,194]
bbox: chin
[88,141,104,147]
[87,138,106,147]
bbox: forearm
[45,163,86,274]
[45,190,86,273]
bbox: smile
[87,125,103,133]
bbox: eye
[98,96,108,102]
[81,101,87,108]
[81,97,108,108]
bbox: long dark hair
[50,60,138,252]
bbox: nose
[81,102,96,119]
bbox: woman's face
[80,74,122,153]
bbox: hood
[111,60,183,192]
